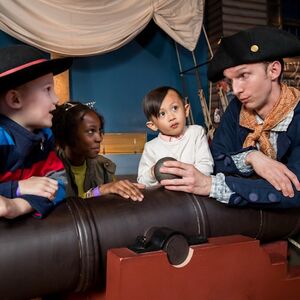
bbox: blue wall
[70,22,208,133]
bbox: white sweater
[137,125,214,186]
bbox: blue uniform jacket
[210,98,300,208]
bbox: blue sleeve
[0,181,18,198]
[49,172,67,205]
[210,99,255,177]
[21,195,54,218]
[225,175,300,209]
[0,128,19,197]
[40,129,67,210]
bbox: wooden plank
[99,133,146,154]
[283,57,300,89]
[223,7,267,18]
[223,0,266,10]
[223,15,267,25]
[51,53,70,104]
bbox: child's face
[147,90,190,136]
[73,110,103,159]
[15,73,58,131]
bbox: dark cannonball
[154,157,181,182]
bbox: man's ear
[184,103,190,118]
[268,61,282,81]
[4,89,23,109]
[146,121,158,132]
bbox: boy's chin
[165,131,183,137]
[42,122,52,129]
[29,122,52,131]
[37,118,53,129]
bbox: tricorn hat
[0,44,73,92]
[207,26,300,82]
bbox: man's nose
[232,80,243,96]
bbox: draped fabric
[0,0,204,56]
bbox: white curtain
[0,0,204,56]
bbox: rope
[288,237,300,250]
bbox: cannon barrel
[1,187,300,299]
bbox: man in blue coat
[159,26,300,209]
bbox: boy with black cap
[157,26,300,209]
[0,44,72,218]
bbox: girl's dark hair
[52,101,104,149]
[142,86,184,120]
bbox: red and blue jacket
[0,114,66,217]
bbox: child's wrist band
[16,186,21,197]
[92,186,101,197]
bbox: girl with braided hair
[52,101,144,201]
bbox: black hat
[0,44,73,92]
[207,26,300,82]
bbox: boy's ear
[146,121,158,132]
[4,89,23,109]
[184,103,190,118]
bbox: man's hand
[18,176,58,200]
[246,151,300,197]
[100,180,145,201]
[159,160,212,196]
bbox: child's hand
[0,196,33,219]
[100,180,145,201]
[18,176,58,200]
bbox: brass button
[250,44,259,52]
